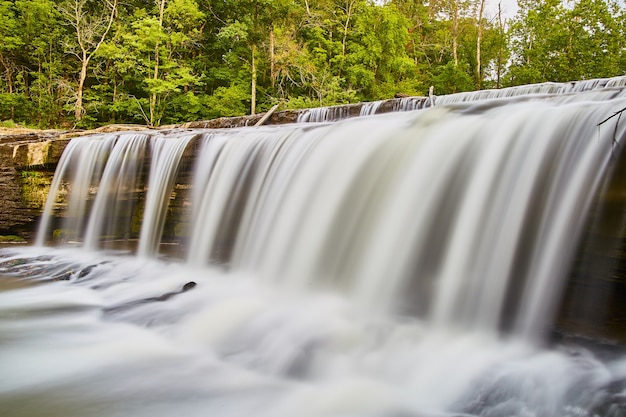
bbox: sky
[374,0,520,20]
[485,0,519,20]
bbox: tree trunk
[48,42,54,96]
[476,0,485,90]
[150,0,167,127]
[251,44,257,115]
[342,4,352,58]
[496,2,504,89]
[339,0,354,77]
[270,27,275,89]
[0,53,13,94]
[452,0,459,66]
[75,53,89,121]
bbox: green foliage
[433,61,475,94]
[0,94,33,123]
[507,0,626,85]
[202,84,251,120]
[0,0,624,128]
[0,235,27,243]
[0,119,19,128]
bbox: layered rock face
[0,133,69,238]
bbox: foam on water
[1,247,626,417]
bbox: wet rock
[104,281,198,314]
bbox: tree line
[0,0,624,128]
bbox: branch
[597,106,626,127]
[88,0,118,61]
[129,95,151,126]
[597,106,626,149]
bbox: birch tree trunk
[476,0,485,89]
[150,0,167,126]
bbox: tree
[475,0,486,89]
[104,0,204,126]
[0,1,22,97]
[58,0,118,122]
[343,2,420,99]
[0,0,69,126]
[495,2,507,88]
[507,0,625,85]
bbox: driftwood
[255,104,281,126]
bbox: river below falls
[1,246,626,417]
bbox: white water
[297,75,626,122]
[83,134,149,251]
[3,80,626,416]
[298,106,353,123]
[35,134,118,246]
[137,133,195,257]
[360,100,384,116]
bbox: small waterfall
[83,134,148,251]
[5,76,626,417]
[137,134,195,257]
[36,134,117,245]
[297,105,352,122]
[391,96,429,111]
[36,132,194,253]
[359,100,384,116]
[297,107,329,122]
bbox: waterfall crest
[296,75,626,122]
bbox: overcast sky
[485,0,519,20]
[375,0,520,19]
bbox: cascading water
[297,105,353,122]
[137,133,195,258]
[360,100,385,116]
[297,75,626,122]
[3,80,626,417]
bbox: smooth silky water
[3,82,626,417]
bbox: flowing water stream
[3,82,626,416]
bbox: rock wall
[0,133,70,239]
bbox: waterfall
[35,134,117,245]
[33,85,626,335]
[296,75,626,122]
[83,134,148,251]
[137,134,195,258]
[391,96,429,111]
[4,77,626,417]
[360,100,384,116]
[297,105,352,122]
